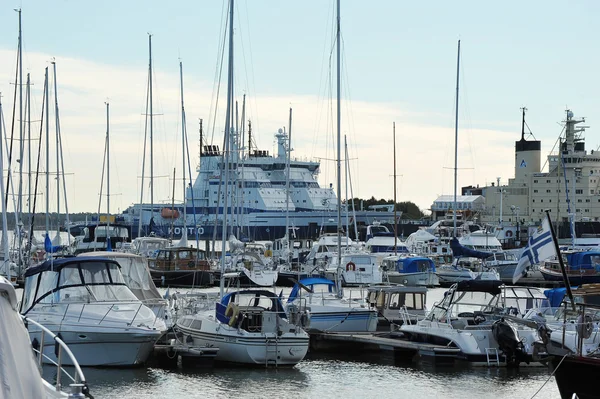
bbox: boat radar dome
[568,110,574,118]
[278,128,283,133]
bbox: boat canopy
[216,290,287,324]
[455,279,503,295]
[287,277,335,303]
[566,251,600,271]
[450,237,493,259]
[396,257,436,273]
[21,257,138,314]
[78,252,163,302]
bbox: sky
[0,0,599,215]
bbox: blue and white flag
[512,216,556,284]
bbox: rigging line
[311,0,335,157]
[26,74,46,258]
[96,133,108,228]
[5,36,19,210]
[458,53,477,186]
[541,125,565,172]
[529,353,568,398]
[138,67,151,236]
[208,0,229,146]
[340,35,360,197]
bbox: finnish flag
[512,216,556,283]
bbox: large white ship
[122,129,397,241]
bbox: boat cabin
[213,290,288,333]
[20,257,138,314]
[381,256,436,274]
[149,247,211,272]
[367,283,427,326]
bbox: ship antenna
[520,106,527,140]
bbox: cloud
[0,48,517,215]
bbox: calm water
[78,287,560,399]
[82,354,560,399]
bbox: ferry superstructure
[123,129,395,241]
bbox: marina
[0,1,599,398]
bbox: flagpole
[544,209,575,311]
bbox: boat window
[405,294,416,310]
[388,293,403,309]
[22,274,40,309]
[352,257,372,265]
[157,251,168,260]
[179,251,191,260]
[117,257,153,291]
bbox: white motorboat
[129,236,170,259]
[399,280,546,366]
[285,277,378,333]
[20,256,166,367]
[324,252,383,286]
[228,251,278,287]
[175,289,309,366]
[0,275,90,398]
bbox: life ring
[346,262,356,272]
[264,249,273,257]
[225,302,240,327]
[506,230,513,238]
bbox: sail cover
[450,237,493,259]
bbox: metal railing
[22,315,90,398]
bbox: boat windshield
[23,261,138,311]
[427,290,496,321]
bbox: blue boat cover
[397,257,436,273]
[450,237,493,259]
[287,277,335,303]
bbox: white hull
[29,327,161,367]
[176,318,308,366]
[437,269,499,284]
[387,271,439,287]
[305,309,378,333]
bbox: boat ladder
[265,338,279,367]
[485,348,500,367]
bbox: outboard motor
[492,318,528,367]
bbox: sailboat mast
[106,102,110,238]
[26,73,31,231]
[17,9,23,231]
[220,0,234,297]
[44,67,49,236]
[52,61,60,242]
[148,34,154,225]
[285,108,292,249]
[336,0,342,285]
[179,61,188,246]
[452,40,461,237]
[393,122,397,255]
[0,94,10,281]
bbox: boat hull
[306,310,378,333]
[552,355,600,399]
[176,322,308,366]
[387,271,439,287]
[540,268,600,285]
[151,269,215,288]
[29,328,160,367]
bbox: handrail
[22,315,88,396]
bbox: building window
[541,199,544,203]
[546,180,551,183]
[549,199,552,203]
[585,209,590,212]
[532,199,535,203]
[546,189,551,193]
[586,199,591,203]
[576,189,583,194]
[578,199,583,203]
[534,189,538,193]
[534,180,538,183]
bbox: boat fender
[300,309,311,328]
[226,303,240,327]
[505,230,513,238]
[264,249,273,257]
[346,262,356,272]
[577,314,594,339]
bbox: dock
[310,331,461,363]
